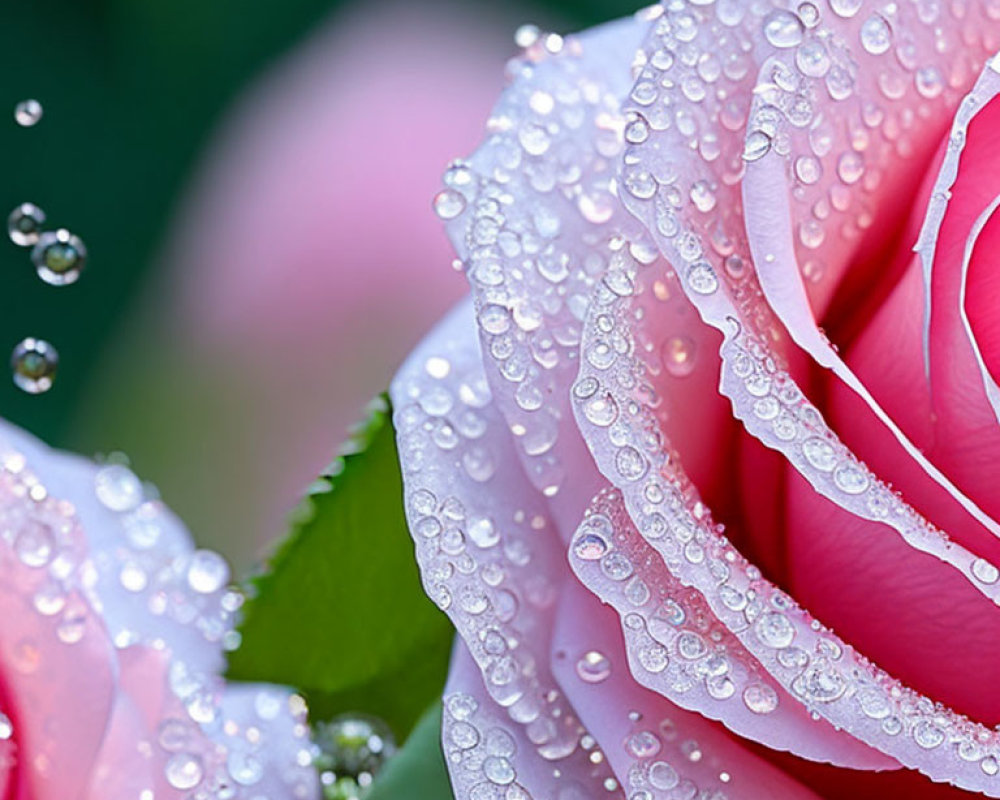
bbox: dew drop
[576,650,611,683]
[0,713,12,740]
[829,0,862,17]
[313,714,396,781]
[228,751,264,786]
[859,15,891,55]
[433,189,466,220]
[7,203,46,246]
[762,10,804,48]
[95,463,143,511]
[14,99,43,127]
[743,130,772,162]
[648,761,679,790]
[186,549,230,594]
[32,229,87,286]
[165,753,204,790]
[754,611,795,648]
[743,684,779,714]
[972,558,1000,585]
[686,262,719,295]
[11,337,58,394]
[624,731,660,760]
[14,521,54,567]
[837,152,864,185]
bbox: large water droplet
[762,10,804,48]
[7,203,46,246]
[187,549,230,593]
[32,229,87,286]
[14,99,43,127]
[11,337,58,394]
[313,714,396,784]
[859,15,891,55]
[742,683,779,714]
[433,189,466,220]
[95,463,143,511]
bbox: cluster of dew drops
[7,98,87,395]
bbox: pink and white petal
[442,642,613,799]
[391,300,610,795]
[436,12,652,504]
[551,579,825,800]
[0,421,317,800]
[567,487,892,771]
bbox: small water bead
[576,650,612,683]
[661,336,696,378]
[859,15,891,55]
[95,463,143,511]
[483,756,516,785]
[624,730,660,760]
[686,262,718,295]
[11,337,58,394]
[186,549,229,593]
[837,151,864,185]
[433,189,466,221]
[755,611,795,648]
[14,99,43,127]
[742,684,779,714]
[0,713,12,740]
[514,23,540,48]
[797,2,820,26]
[165,753,204,790]
[15,520,55,567]
[32,229,87,286]
[7,203,46,246]
[802,437,837,471]
[762,10,804,48]
[972,558,1000,584]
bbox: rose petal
[567,486,893,771]
[552,579,827,799]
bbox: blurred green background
[1,0,634,567]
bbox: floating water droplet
[313,715,396,782]
[11,337,58,394]
[165,753,204,790]
[95,463,143,511]
[762,10,804,48]
[433,189,466,220]
[14,99,43,127]
[7,203,46,246]
[186,549,230,593]
[32,229,87,286]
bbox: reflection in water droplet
[662,336,696,378]
[165,753,204,790]
[32,229,87,286]
[7,203,46,246]
[433,189,466,220]
[11,337,58,394]
[187,549,230,593]
[313,714,397,789]
[576,650,611,683]
[14,99,43,127]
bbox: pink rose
[0,420,316,799]
[392,4,1000,798]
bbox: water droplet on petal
[14,99,43,127]
[743,130,772,161]
[972,558,1000,585]
[165,753,204,790]
[186,549,230,593]
[433,189,466,220]
[859,15,891,55]
[95,463,143,511]
[32,229,87,286]
[662,336,696,377]
[743,684,779,714]
[762,10,804,48]
[576,650,611,683]
[7,203,46,246]
[11,337,58,394]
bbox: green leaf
[227,395,453,740]
[367,703,452,800]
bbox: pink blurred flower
[83,1,513,564]
[0,419,314,800]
